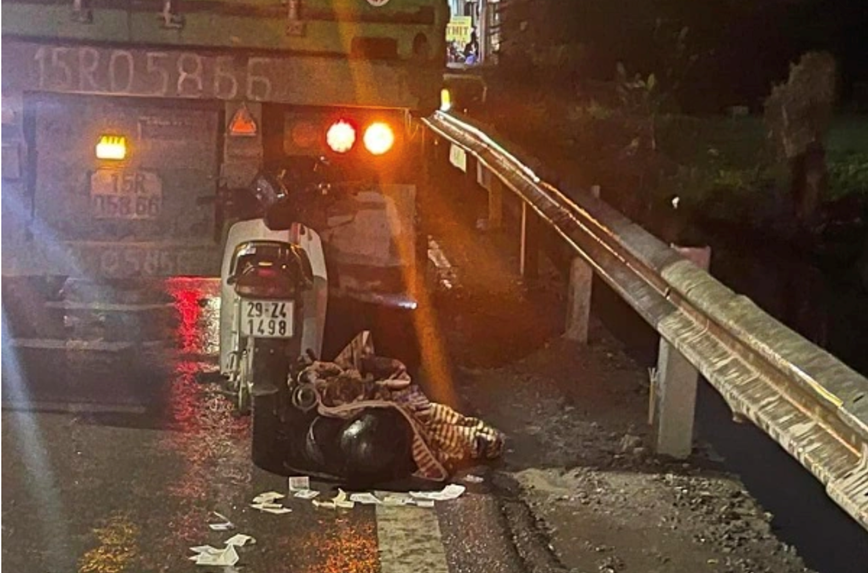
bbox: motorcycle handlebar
[221,162,364,232]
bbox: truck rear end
[1,0,447,348]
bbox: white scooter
[218,171,329,469]
[217,169,419,481]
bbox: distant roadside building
[447,0,501,65]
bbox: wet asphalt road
[1,278,525,573]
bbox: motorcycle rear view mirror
[250,171,296,231]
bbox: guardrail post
[520,202,539,279]
[564,185,601,343]
[487,176,503,230]
[649,245,711,458]
[465,154,478,194]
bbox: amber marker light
[95,135,127,160]
[363,122,395,156]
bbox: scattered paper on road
[252,501,282,510]
[189,544,240,567]
[409,484,466,502]
[380,494,413,506]
[224,534,256,547]
[190,546,222,557]
[264,507,292,514]
[293,489,320,500]
[190,545,217,553]
[208,512,234,531]
[349,493,381,505]
[288,476,311,491]
[312,489,355,509]
[333,489,355,509]
[252,491,285,504]
[307,486,462,510]
[462,475,484,484]
[251,502,292,515]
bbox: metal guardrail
[423,110,868,530]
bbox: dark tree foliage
[496,0,868,111]
[765,51,837,229]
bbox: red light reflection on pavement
[156,279,251,562]
[174,288,200,354]
[164,277,221,356]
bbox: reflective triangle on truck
[229,105,257,137]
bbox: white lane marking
[428,239,456,290]
[375,503,450,573]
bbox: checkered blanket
[298,332,505,481]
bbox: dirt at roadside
[457,334,811,573]
[423,176,813,573]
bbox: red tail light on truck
[326,120,357,153]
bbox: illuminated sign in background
[447,16,473,46]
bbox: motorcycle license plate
[241,300,294,338]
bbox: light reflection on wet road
[1,279,384,573]
[1,278,522,573]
